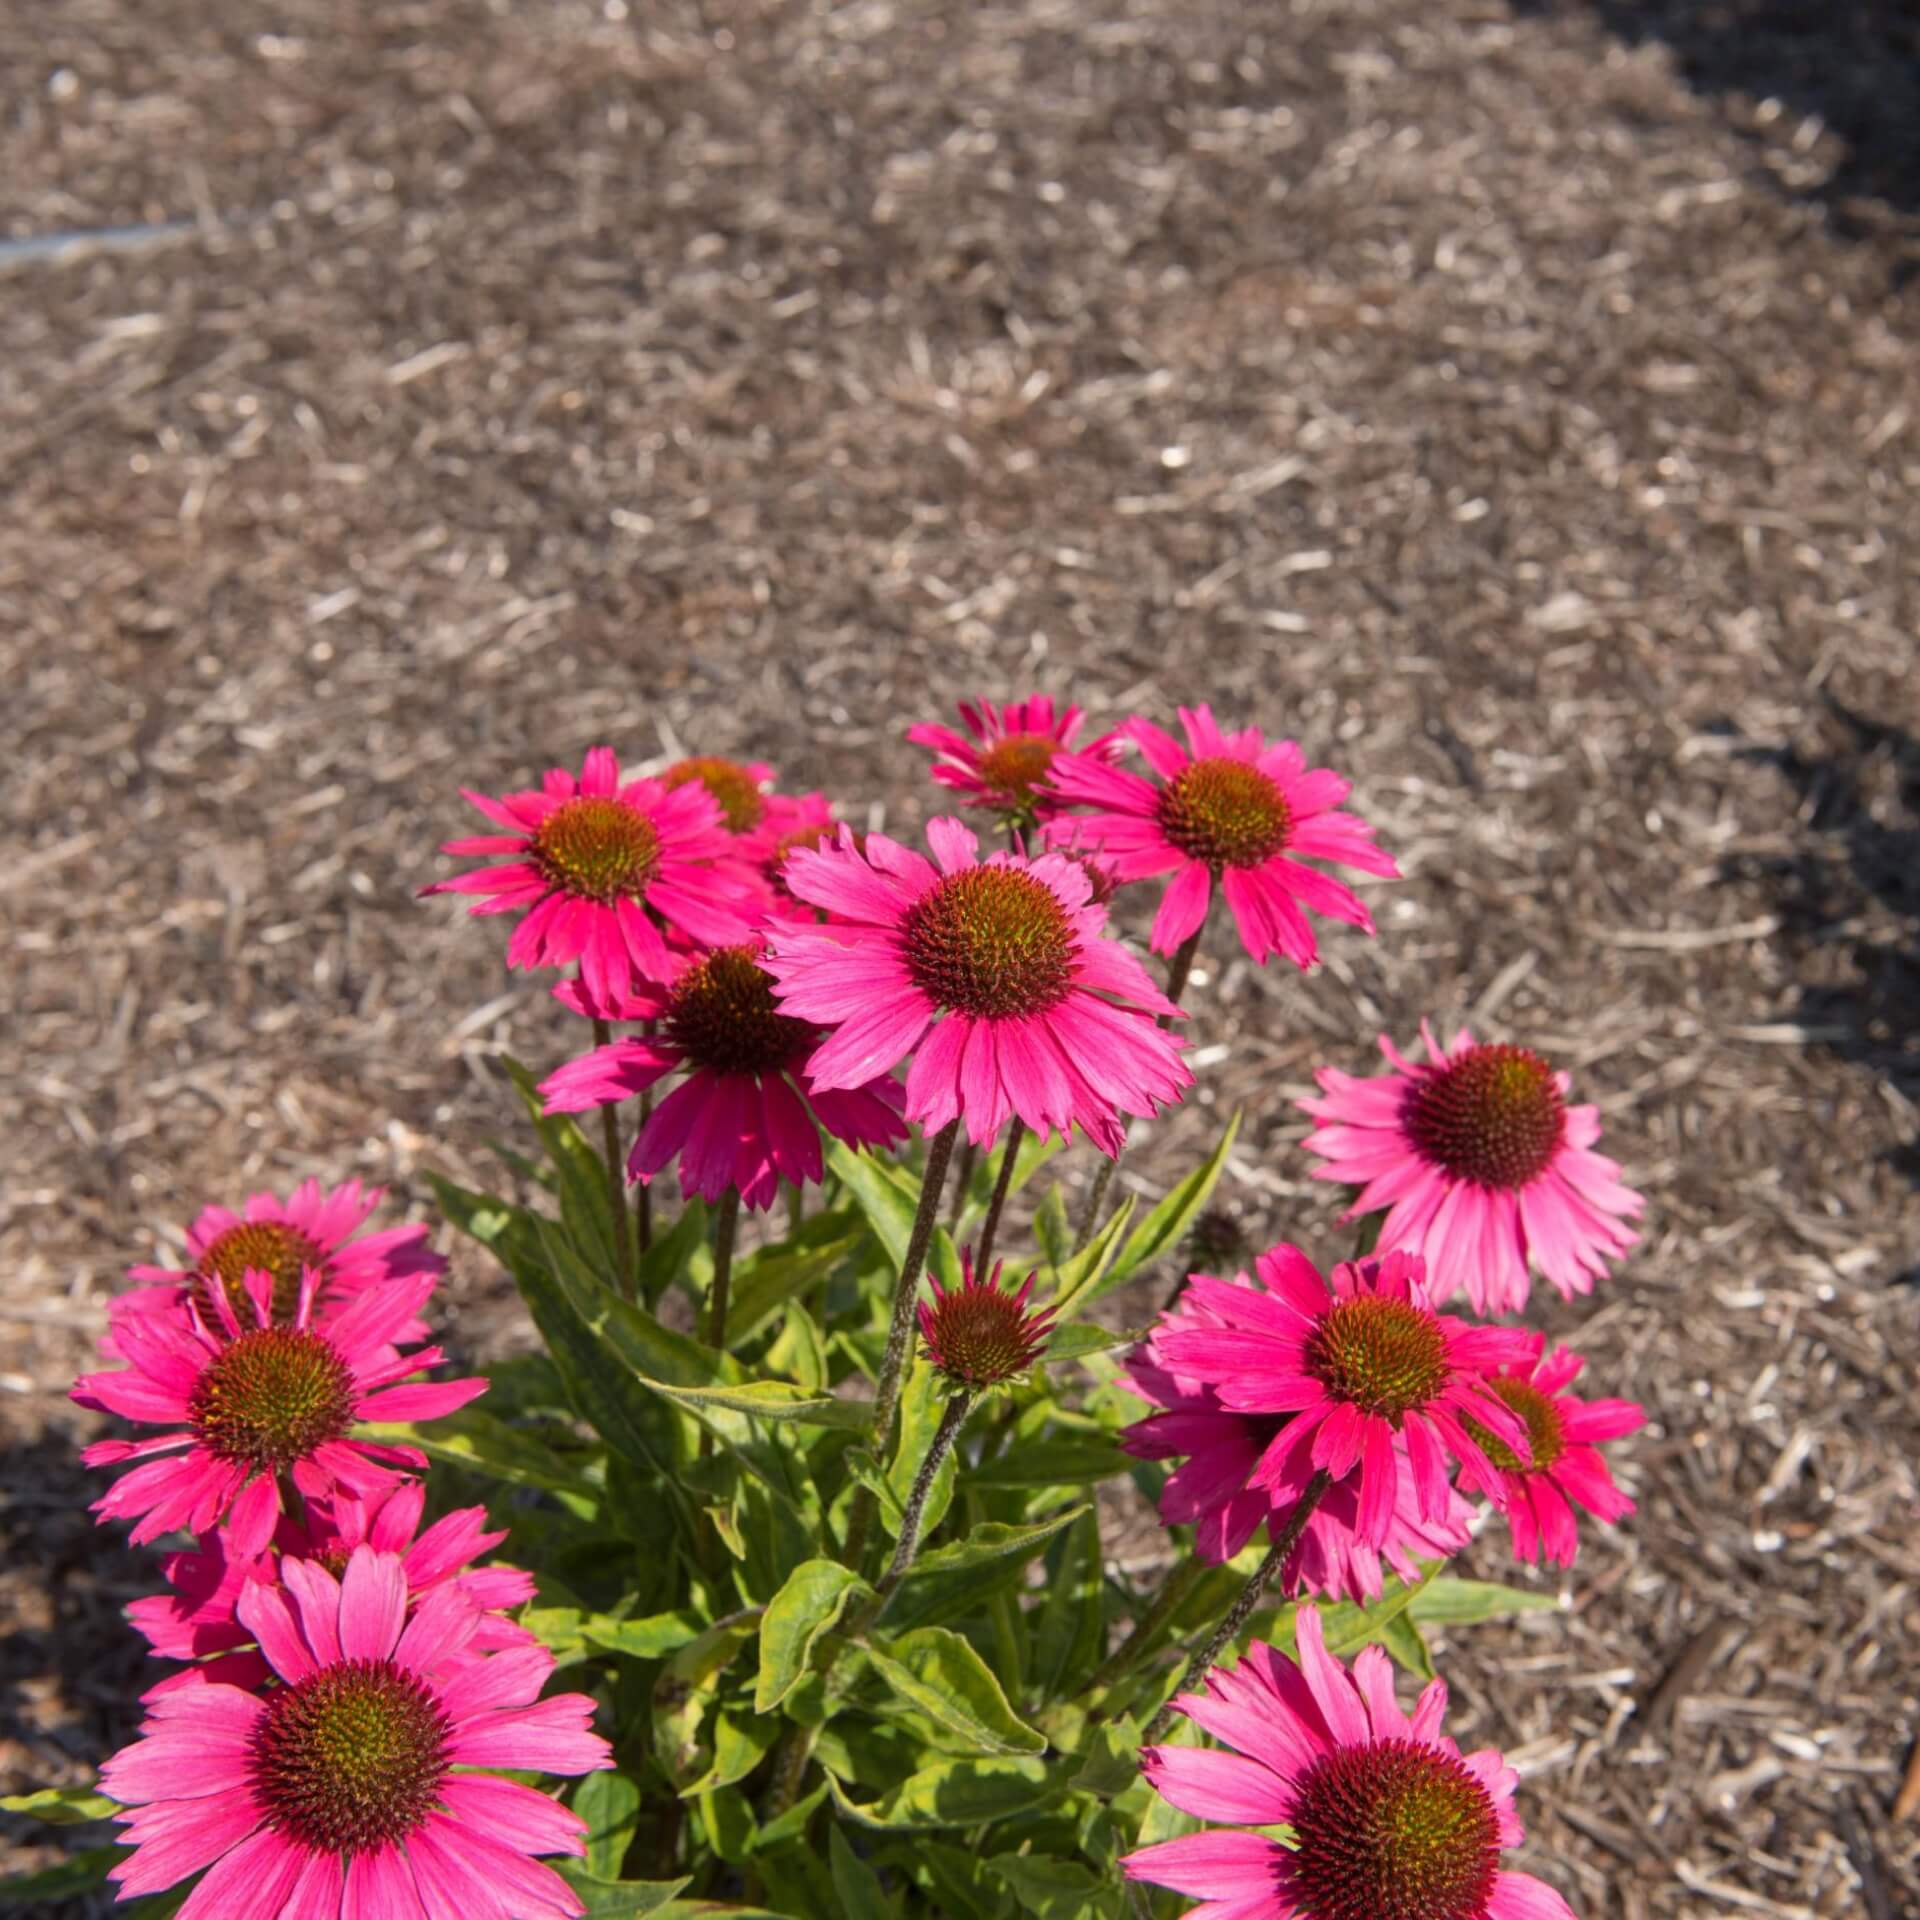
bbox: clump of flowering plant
[14,700,1642,1920]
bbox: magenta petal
[339,1547,409,1661]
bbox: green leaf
[962,1437,1130,1489]
[827,1141,921,1267]
[864,1627,1048,1756]
[1374,1609,1437,1680]
[728,1209,865,1339]
[827,1756,1061,1830]
[1046,1195,1137,1323]
[645,1377,872,1432]
[501,1055,624,1276]
[888,1360,957,1535]
[427,1171,536,1253]
[547,1865,696,1917]
[829,1825,897,1920]
[1101,1112,1241,1291]
[654,1613,761,1789]
[1039,1324,1139,1364]
[897,1505,1089,1583]
[635,1197,709,1307]
[0,1787,116,1824]
[756,1560,871,1711]
[572,1771,644,1881]
[986,1853,1124,1920]
[841,1447,907,1536]
[878,1840,1015,1920]
[1030,1507,1105,1703]
[1407,1577,1561,1625]
[680,1707,780,1798]
[1031,1186,1072,1272]
[357,1408,598,1499]
[0,1846,124,1903]
[582,1610,709,1660]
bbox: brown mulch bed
[5,1,1918,1913]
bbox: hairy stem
[635,1080,654,1258]
[591,1015,636,1296]
[947,1138,977,1229]
[974,1119,1024,1275]
[842,1119,959,1571]
[871,1392,973,1606]
[1141,1469,1332,1744]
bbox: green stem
[974,1119,1023,1275]
[1141,1470,1332,1744]
[705,1188,741,1351]
[591,1015,636,1296]
[1073,927,1204,1250]
[947,1138,977,1230]
[842,1119,959,1571]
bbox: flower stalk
[1141,1468,1332,1744]
[974,1119,1024,1275]
[872,1390,973,1605]
[842,1118,960,1570]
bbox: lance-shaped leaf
[863,1627,1048,1756]
[1046,1196,1137,1323]
[0,1788,116,1825]
[1097,1113,1241,1296]
[644,1377,872,1432]
[896,1505,1090,1583]
[1407,1576,1561,1624]
[357,1407,599,1501]
[756,1560,872,1712]
[828,1756,1063,1831]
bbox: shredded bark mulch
[5,1,1917,1913]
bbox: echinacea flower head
[919,1251,1058,1391]
[102,1544,611,1920]
[74,1273,485,1559]
[1150,1247,1533,1547]
[130,1480,535,1679]
[541,942,907,1209]
[1122,1276,1472,1601]
[907,695,1121,823]
[1123,1607,1574,1920]
[766,818,1191,1153]
[1453,1335,1643,1567]
[661,754,775,833]
[111,1179,445,1343]
[420,746,754,1002]
[1298,1022,1645,1314]
[1046,704,1398,969]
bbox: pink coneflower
[103,1544,610,1919]
[766,818,1191,1154]
[1298,1022,1645,1314]
[1150,1248,1533,1546]
[74,1273,485,1559]
[1122,1294,1474,1602]
[541,942,908,1209]
[754,790,838,913]
[907,695,1122,823]
[1123,1607,1574,1920]
[1046,703,1398,969]
[130,1481,535,1680]
[111,1179,445,1341]
[919,1252,1058,1391]
[660,754,776,833]
[1453,1335,1643,1567]
[420,746,754,1002]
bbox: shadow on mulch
[0,1434,150,1911]
[1517,0,1920,247]
[1723,697,1920,1225]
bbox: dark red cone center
[250,1657,451,1855]
[531,796,662,903]
[1404,1045,1565,1189]
[197,1222,325,1325]
[1304,1297,1450,1421]
[900,866,1076,1019]
[665,946,812,1076]
[1287,1736,1502,1920]
[1156,757,1291,868]
[974,733,1060,809]
[188,1326,357,1469]
[663,757,767,832]
[1465,1377,1567,1475]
